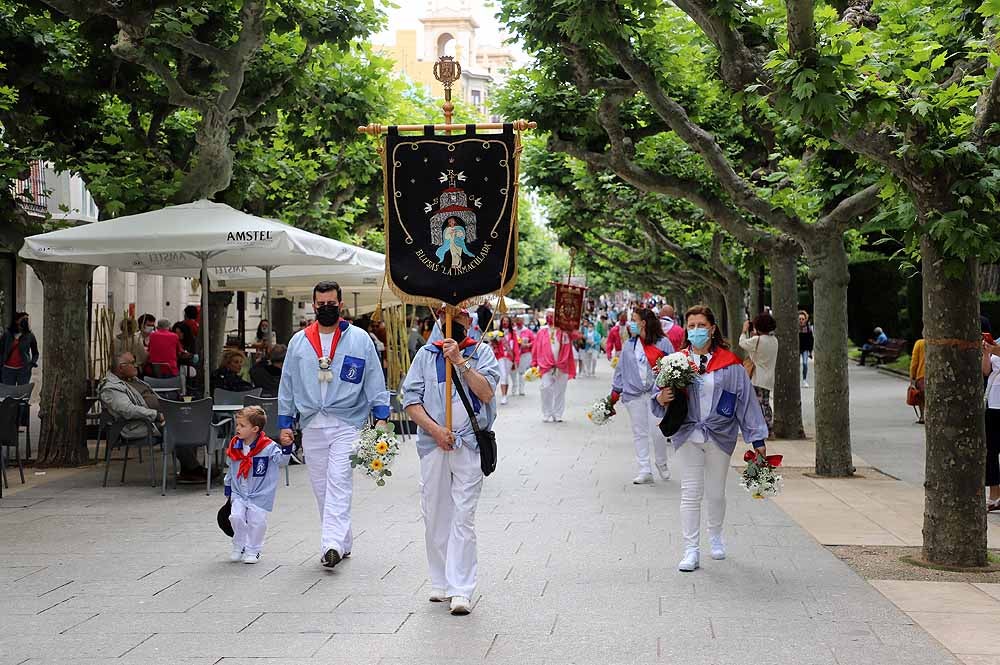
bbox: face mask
[260,326,269,333]
[18,319,29,332]
[315,303,340,326]
[628,321,640,336]
[688,328,711,348]
[450,323,466,342]
[142,326,154,335]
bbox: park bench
[871,338,907,365]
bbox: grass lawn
[847,345,910,375]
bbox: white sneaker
[656,462,671,481]
[632,473,654,485]
[543,416,554,423]
[242,551,261,564]
[518,389,526,396]
[802,380,809,388]
[709,534,726,560]
[429,588,449,603]
[229,546,244,562]
[450,596,472,615]
[678,549,700,572]
[500,395,508,405]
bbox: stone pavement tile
[244,611,411,634]
[908,612,1000,657]
[65,611,262,634]
[973,583,1000,602]
[401,603,558,636]
[192,589,350,613]
[214,660,359,665]
[959,657,1000,665]
[711,617,877,647]
[313,632,496,661]
[0,634,151,661]
[807,586,914,624]
[873,580,1000,614]
[128,632,331,659]
[336,593,427,613]
[485,633,658,664]
[0,592,76,615]
[44,591,211,614]
[22,659,216,665]
[0,612,97,635]
[832,644,959,665]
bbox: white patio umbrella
[19,200,376,397]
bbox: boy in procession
[401,307,500,616]
[278,281,390,569]
[224,406,292,564]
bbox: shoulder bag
[452,367,497,476]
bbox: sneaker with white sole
[656,462,671,481]
[229,546,244,562]
[429,588,449,603]
[543,416,554,423]
[242,551,261,564]
[322,548,341,568]
[678,549,700,572]
[450,596,472,615]
[632,473,654,485]
[500,395,508,405]
[802,380,810,388]
[709,534,726,560]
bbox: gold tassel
[371,302,382,324]
[496,295,507,315]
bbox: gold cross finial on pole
[433,56,462,125]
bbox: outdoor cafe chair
[143,376,182,401]
[0,382,34,459]
[214,387,262,405]
[243,395,290,487]
[99,410,158,489]
[159,398,230,496]
[0,397,25,489]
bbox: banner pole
[445,308,453,431]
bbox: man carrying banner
[531,308,577,422]
[278,281,390,569]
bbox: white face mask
[142,326,154,334]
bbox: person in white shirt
[739,313,779,435]
[983,339,1000,511]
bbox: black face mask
[450,324,466,342]
[315,304,340,327]
[18,319,28,333]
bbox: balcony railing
[12,160,48,216]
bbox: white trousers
[514,353,532,395]
[674,441,732,552]
[499,358,513,388]
[583,349,598,376]
[230,496,269,555]
[624,398,668,475]
[420,445,484,598]
[303,423,358,557]
[540,370,569,420]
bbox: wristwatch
[456,359,473,374]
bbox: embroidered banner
[553,282,588,331]
[383,125,519,306]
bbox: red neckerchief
[304,320,344,361]
[432,337,478,351]
[226,433,273,479]
[683,346,742,373]
[641,339,667,369]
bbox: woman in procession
[609,308,674,484]
[491,314,520,405]
[652,305,768,572]
[512,315,534,396]
[401,307,499,615]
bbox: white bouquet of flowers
[351,422,401,487]
[740,451,784,499]
[482,330,504,343]
[587,396,616,426]
[654,352,700,390]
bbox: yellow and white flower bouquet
[351,422,401,487]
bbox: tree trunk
[208,290,235,372]
[750,264,764,316]
[31,261,96,467]
[771,250,805,439]
[921,235,987,567]
[707,289,726,333]
[722,276,745,354]
[979,264,1000,295]
[271,297,293,345]
[807,232,854,476]
[174,107,235,203]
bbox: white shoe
[656,462,671,481]
[500,395,508,405]
[518,390,526,396]
[554,417,564,422]
[429,588,449,603]
[802,380,809,388]
[543,416,554,423]
[632,473,654,485]
[229,547,244,562]
[450,596,472,615]
[709,534,726,560]
[242,551,261,564]
[678,549,700,572]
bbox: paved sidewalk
[0,361,956,664]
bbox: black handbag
[452,367,497,476]
[658,389,689,438]
[217,498,234,537]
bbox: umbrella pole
[201,255,210,400]
[264,266,272,323]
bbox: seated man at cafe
[99,350,210,484]
[250,344,285,398]
[146,318,188,377]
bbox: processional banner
[382,124,520,307]
[553,282,587,331]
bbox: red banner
[553,282,588,331]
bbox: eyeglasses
[118,361,136,367]
[698,355,708,374]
